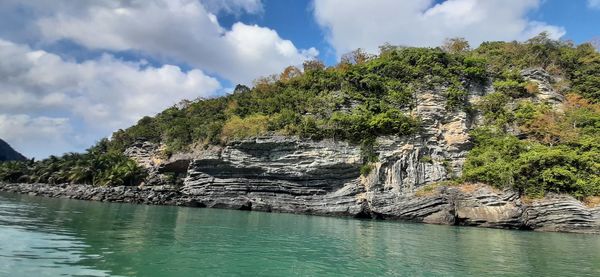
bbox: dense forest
[1,33,599,199]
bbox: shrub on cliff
[220,114,270,142]
[463,94,600,199]
[463,133,600,199]
[109,45,489,153]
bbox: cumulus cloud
[31,0,316,84]
[0,0,317,158]
[0,114,73,159]
[0,40,221,158]
[312,0,566,56]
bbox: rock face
[0,139,26,161]
[524,195,600,233]
[182,137,365,215]
[175,82,476,217]
[2,181,598,234]
[0,182,193,206]
[123,68,600,233]
[2,69,598,234]
[521,68,564,105]
[124,140,185,186]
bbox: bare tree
[441,37,471,53]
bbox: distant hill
[0,139,27,161]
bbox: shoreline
[2,182,599,235]
[0,183,192,207]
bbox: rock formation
[2,69,598,234]
[0,139,26,161]
[111,69,600,233]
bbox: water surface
[1,192,599,276]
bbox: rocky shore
[2,181,599,234]
[0,182,191,206]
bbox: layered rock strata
[2,182,598,234]
[3,69,598,233]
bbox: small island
[2,34,599,234]
[3,1,600,275]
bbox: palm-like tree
[1,141,147,187]
[69,164,94,185]
[0,161,29,182]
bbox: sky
[0,0,598,159]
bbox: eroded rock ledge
[1,182,598,234]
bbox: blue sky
[0,0,598,159]
[531,0,600,43]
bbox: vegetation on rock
[1,33,599,197]
[105,45,489,153]
[463,94,600,199]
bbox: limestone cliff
[115,68,600,233]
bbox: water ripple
[1,192,600,276]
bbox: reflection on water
[1,191,599,276]
[0,196,116,276]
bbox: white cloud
[0,40,221,158]
[32,0,316,84]
[589,0,600,9]
[0,114,73,159]
[0,0,317,158]
[313,0,566,56]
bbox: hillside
[114,33,600,200]
[0,139,26,162]
[1,33,599,227]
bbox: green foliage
[19,34,594,200]
[0,140,146,187]
[327,105,419,142]
[220,114,270,142]
[461,56,488,81]
[519,94,600,145]
[476,92,512,126]
[359,138,378,163]
[463,127,600,199]
[561,44,600,102]
[360,163,375,176]
[385,82,414,108]
[513,100,550,126]
[512,146,599,198]
[358,138,378,177]
[112,41,577,153]
[493,80,527,97]
[419,155,433,164]
[0,161,30,183]
[465,93,600,199]
[462,129,526,188]
[119,46,497,151]
[474,33,599,103]
[445,87,468,111]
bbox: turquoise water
[1,192,599,276]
